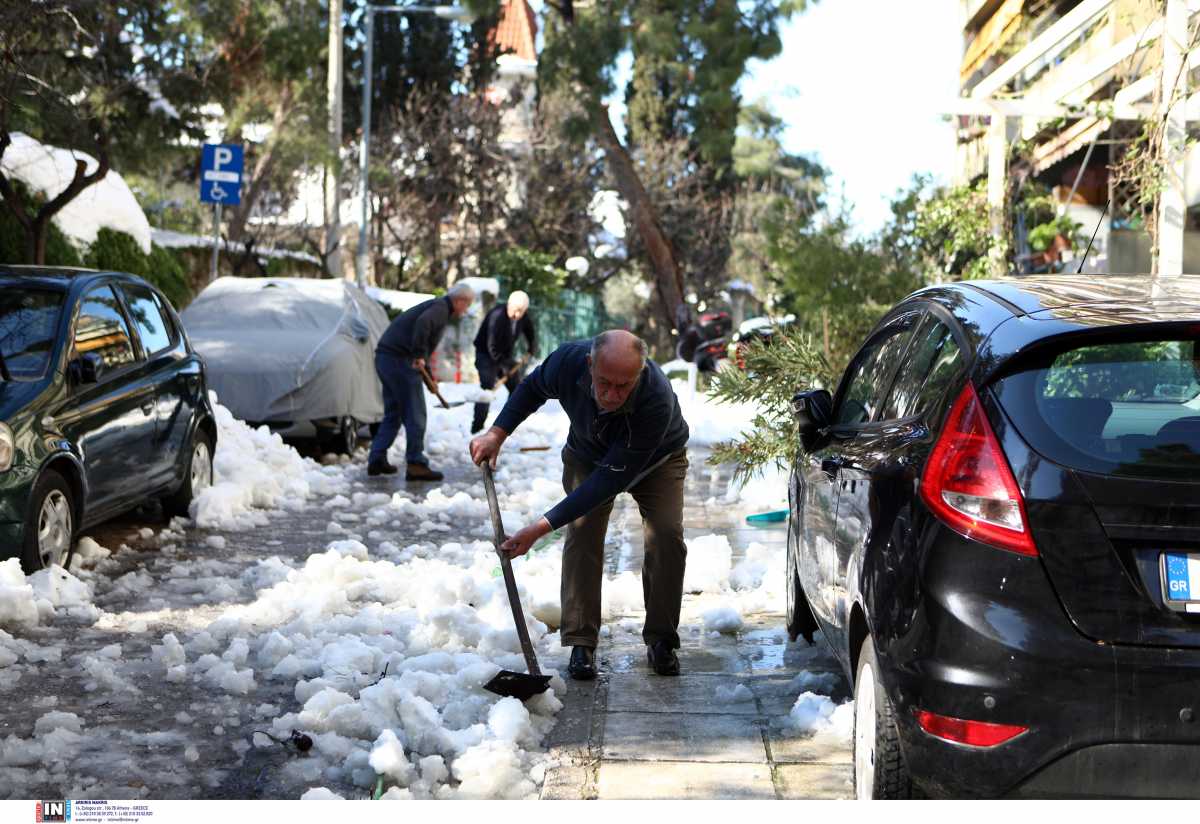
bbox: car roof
[0,266,141,291]
[911,274,1200,383]
[965,274,1200,318]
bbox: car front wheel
[22,469,75,573]
[163,428,214,518]
[854,636,916,799]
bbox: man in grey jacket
[369,282,474,480]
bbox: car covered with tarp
[181,277,388,453]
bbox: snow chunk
[369,729,416,786]
[701,604,744,634]
[300,788,345,800]
[715,684,753,703]
[34,711,84,736]
[787,692,854,737]
[683,534,732,593]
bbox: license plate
[1161,552,1200,613]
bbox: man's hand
[500,517,551,559]
[470,425,508,468]
[413,358,426,371]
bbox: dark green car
[0,267,217,572]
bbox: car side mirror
[72,352,104,385]
[792,389,832,448]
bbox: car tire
[322,416,358,456]
[163,428,214,519]
[21,469,76,574]
[854,636,916,799]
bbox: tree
[537,1,812,333]
[0,1,202,263]
[727,100,827,300]
[367,85,510,290]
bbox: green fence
[502,286,624,359]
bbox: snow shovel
[417,363,465,409]
[495,354,531,389]
[480,463,552,702]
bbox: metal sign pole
[209,203,222,283]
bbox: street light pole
[355,6,375,289]
[354,4,478,289]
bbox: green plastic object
[745,509,788,524]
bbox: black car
[785,274,1200,799]
[0,267,217,573]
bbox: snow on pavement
[0,381,847,800]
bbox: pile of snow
[0,132,151,252]
[193,395,350,529]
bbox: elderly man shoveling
[469,330,690,680]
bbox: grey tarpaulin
[181,277,389,425]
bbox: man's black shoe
[406,463,444,482]
[367,460,398,476]
[567,646,596,681]
[647,640,680,676]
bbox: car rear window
[0,288,64,380]
[992,337,1200,480]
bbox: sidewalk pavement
[537,457,854,800]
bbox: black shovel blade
[484,670,553,702]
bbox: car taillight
[920,383,1037,556]
[914,709,1027,747]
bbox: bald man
[470,331,690,679]
[471,290,537,434]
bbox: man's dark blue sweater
[493,340,689,530]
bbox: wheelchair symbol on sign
[210,183,228,202]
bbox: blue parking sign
[200,144,243,205]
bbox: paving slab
[602,711,768,763]
[767,722,854,765]
[775,763,855,800]
[597,761,776,800]
[604,673,759,715]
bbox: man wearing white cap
[471,290,537,434]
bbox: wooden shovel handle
[481,464,542,677]
[417,363,451,409]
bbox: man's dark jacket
[494,340,689,529]
[377,296,453,360]
[473,304,536,366]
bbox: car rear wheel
[22,470,75,574]
[854,637,915,799]
[163,429,214,518]
[322,416,358,455]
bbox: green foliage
[764,200,924,372]
[144,244,192,309]
[706,329,834,483]
[911,179,996,280]
[84,229,192,308]
[484,247,568,308]
[0,207,82,267]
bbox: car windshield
[0,288,65,380]
[993,337,1200,480]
